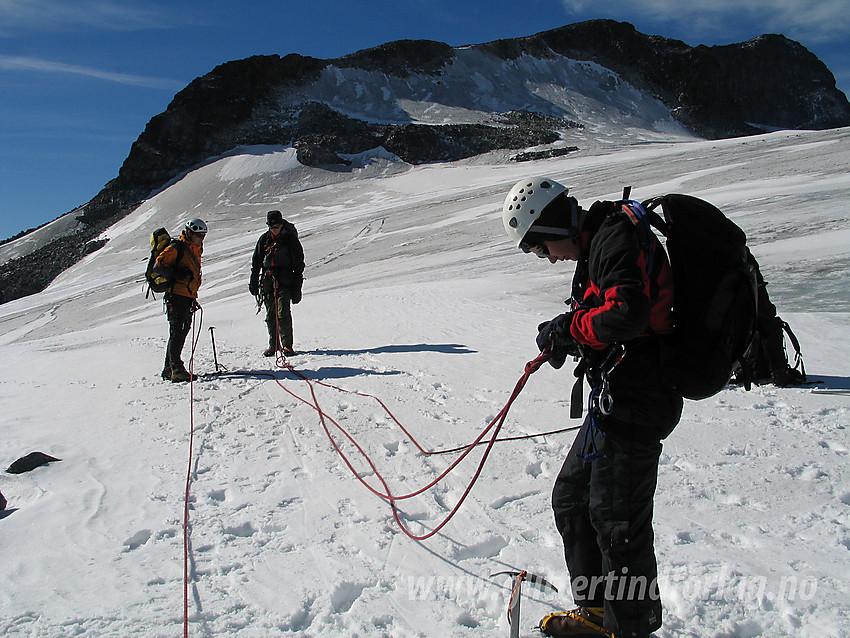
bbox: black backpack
[144,228,183,298]
[749,314,807,385]
[622,193,759,400]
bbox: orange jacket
[154,231,202,298]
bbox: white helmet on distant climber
[501,177,578,249]
[185,218,208,235]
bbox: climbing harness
[578,344,626,461]
[595,344,626,417]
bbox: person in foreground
[249,210,304,357]
[501,178,683,637]
[154,218,206,382]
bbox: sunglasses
[519,239,550,258]
[269,224,283,229]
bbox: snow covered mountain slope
[287,47,691,137]
[1,127,849,637]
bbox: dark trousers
[165,293,194,370]
[262,276,293,349]
[552,418,663,637]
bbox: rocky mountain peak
[2,19,848,304]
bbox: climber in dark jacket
[249,210,304,357]
[501,177,682,638]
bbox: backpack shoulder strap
[780,319,806,379]
[639,196,670,236]
[165,239,186,268]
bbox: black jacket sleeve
[571,217,653,349]
[250,233,268,290]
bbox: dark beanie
[266,210,284,226]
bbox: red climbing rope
[269,349,554,540]
[183,305,204,637]
[179,318,572,633]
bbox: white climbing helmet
[185,218,208,235]
[502,177,574,247]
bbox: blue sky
[1,0,848,241]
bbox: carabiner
[598,377,614,416]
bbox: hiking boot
[282,346,296,357]
[771,365,806,386]
[538,608,613,637]
[263,347,276,357]
[170,367,197,383]
[161,365,172,380]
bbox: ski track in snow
[0,127,849,637]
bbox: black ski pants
[552,417,663,638]
[164,293,195,370]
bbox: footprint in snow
[383,441,400,456]
[123,529,152,551]
[674,531,695,545]
[222,522,256,537]
[331,581,367,613]
[526,460,545,477]
[452,536,508,560]
[490,492,536,509]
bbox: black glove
[249,283,259,297]
[291,288,302,304]
[536,312,580,369]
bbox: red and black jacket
[569,201,681,438]
[570,202,674,349]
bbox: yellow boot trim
[538,609,615,637]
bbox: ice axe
[491,570,558,638]
[208,326,227,374]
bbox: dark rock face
[0,231,114,303]
[335,39,455,76]
[479,20,754,139]
[711,34,850,129]
[2,19,848,304]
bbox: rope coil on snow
[269,349,558,540]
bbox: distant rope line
[183,306,204,638]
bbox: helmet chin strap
[567,197,581,241]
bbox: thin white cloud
[0,0,172,33]
[0,55,184,90]
[560,0,849,44]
